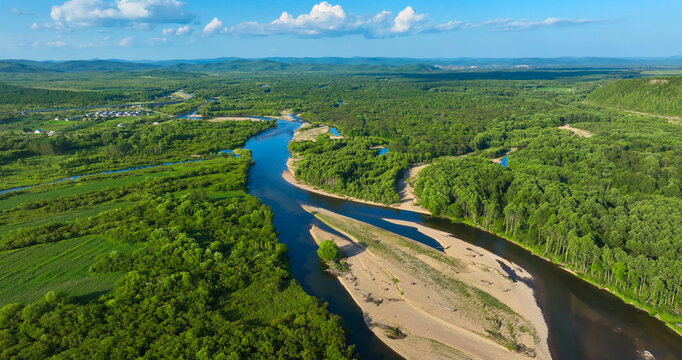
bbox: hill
[587,76,682,117]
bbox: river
[244,119,682,360]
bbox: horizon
[2,1,681,60]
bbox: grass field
[0,235,141,306]
[0,201,132,237]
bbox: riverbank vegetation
[414,113,682,331]
[0,114,354,358]
[280,71,682,331]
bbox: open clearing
[304,205,549,360]
[0,235,140,306]
[558,124,594,137]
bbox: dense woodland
[587,76,682,117]
[0,65,681,355]
[415,116,682,314]
[280,73,682,328]
[0,115,353,358]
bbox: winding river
[245,120,682,360]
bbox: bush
[317,240,340,262]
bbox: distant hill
[0,61,58,73]
[1,59,159,72]
[1,56,682,74]
[587,76,682,117]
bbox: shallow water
[245,120,682,360]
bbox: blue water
[176,111,199,119]
[329,127,341,136]
[377,148,389,156]
[500,156,508,167]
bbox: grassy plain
[0,235,140,307]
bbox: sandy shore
[292,123,344,142]
[283,158,431,215]
[558,124,594,138]
[304,206,550,360]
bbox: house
[34,129,43,134]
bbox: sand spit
[284,158,431,215]
[207,116,265,122]
[304,205,551,360]
[292,123,344,142]
[558,124,594,138]
[491,148,519,165]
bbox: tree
[317,240,340,262]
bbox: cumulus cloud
[224,2,458,38]
[210,2,594,39]
[49,0,194,28]
[203,17,226,35]
[119,36,133,46]
[391,6,425,33]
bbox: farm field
[0,235,140,307]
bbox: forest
[1,64,681,355]
[280,72,682,330]
[0,112,353,358]
[587,76,682,117]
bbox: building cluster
[63,110,146,121]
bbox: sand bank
[292,124,344,142]
[207,116,265,122]
[304,205,550,360]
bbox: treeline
[414,117,682,318]
[0,82,127,110]
[587,76,682,117]
[290,135,410,204]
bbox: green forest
[0,113,353,358]
[587,76,682,117]
[281,73,682,331]
[1,64,681,357]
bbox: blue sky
[1,0,680,60]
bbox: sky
[1,0,680,60]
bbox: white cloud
[175,25,190,35]
[479,17,594,31]
[214,2,595,38]
[119,36,132,46]
[76,42,101,48]
[203,17,226,35]
[47,40,67,47]
[226,2,458,38]
[50,0,194,28]
[11,8,35,16]
[391,6,425,33]
[162,25,189,35]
